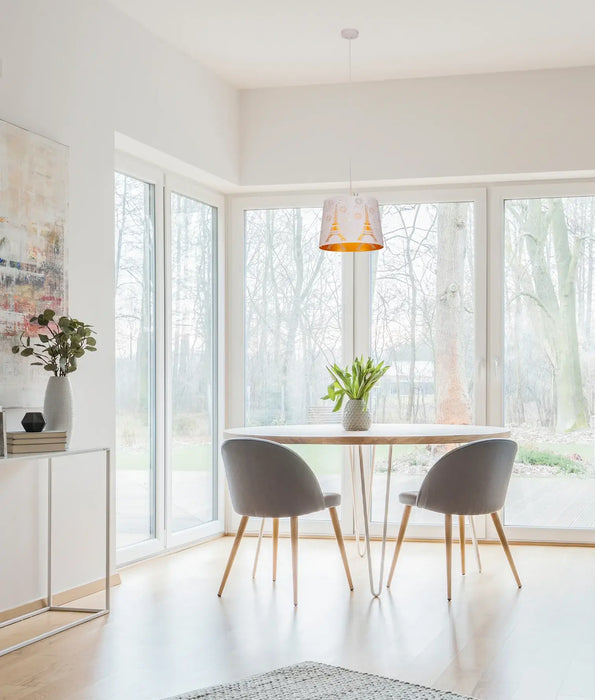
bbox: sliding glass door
[231,185,594,544]
[241,206,346,530]
[115,159,223,563]
[495,188,595,540]
[230,190,485,538]
[368,199,482,531]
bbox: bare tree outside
[369,201,474,525]
[371,202,475,425]
[170,192,216,531]
[244,207,343,500]
[504,196,594,529]
[115,172,156,547]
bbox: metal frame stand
[0,447,111,656]
[354,444,394,597]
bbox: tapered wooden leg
[387,505,412,588]
[218,516,248,597]
[445,514,453,601]
[491,512,522,588]
[469,515,482,573]
[459,515,466,575]
[252,518,265,579]
[290,517,299,606]
[272,518,279,582]
[329,507,354,591]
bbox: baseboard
[234,531,595,548]
[0,573,121,623]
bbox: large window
[232,186,594,545]
[232,193,483,538]
[170,192,217,532]
[370,201,476,526]
[243,207,344,513]
[115,160,222,563]
[115,172,156,548]
[503,195,595,530]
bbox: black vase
[21,412,46,432]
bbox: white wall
[0,0,239,610]
[240,66,595,186]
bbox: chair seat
[323,492,341,508]
[399,490,419,506]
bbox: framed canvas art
[0,120,68,405]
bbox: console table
[0,447,110,656]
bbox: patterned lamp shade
[319,195,383,252]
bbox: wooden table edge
[222,428,511,445]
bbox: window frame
[115,154,225,567]
[488,180,595,544]
[228,187,487,540]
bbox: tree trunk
[550,200,589,431]
[524,199,588,431]
[434,203,472,424]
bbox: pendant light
[319,28,383,252]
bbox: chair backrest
[221,438,326,518]
[416,438,518,515]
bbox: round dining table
[224,423,510,596]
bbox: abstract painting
[0,119,68,404]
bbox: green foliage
[12,308,98,377]
[517,447,584,475]
[322,356,389,412]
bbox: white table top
[224,423,510,445]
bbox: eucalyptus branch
[12,308,98,377]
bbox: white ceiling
[107,0,595,89]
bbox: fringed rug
[165,661,476,699]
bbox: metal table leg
[351,445,376,558]
[357,444,394,597]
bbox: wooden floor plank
[0,537,594,699]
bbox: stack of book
[6,431,67,454]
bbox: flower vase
[342,399,372,431]
[44,376,73,445]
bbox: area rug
[165,661,476,699]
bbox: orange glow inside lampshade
[319,195,383,252]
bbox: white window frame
[488,180,595,544]
[115,154,225,566]
[228,187,487,541]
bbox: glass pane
[170,192,216,532]
[370,202,475,524]
[244,208,343,512]
[115,172,156,548]
[504,196,595,529]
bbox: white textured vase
[44,376,73,444]
[342,399,372,431]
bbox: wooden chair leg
[387,505,412,588]
[290,516,299,606]
[459,515,466,575]
[445,514,453,601]
[329,506,354,591]
[252,518,265,579]
[468,515,482,573]
[272,518,279,582]
[218,515,249,597]
[491,512,522,588]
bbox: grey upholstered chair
[387,438,521,601]
[218,438,353,605]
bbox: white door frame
[488,180,595,544]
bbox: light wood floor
[0,536,594,700]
